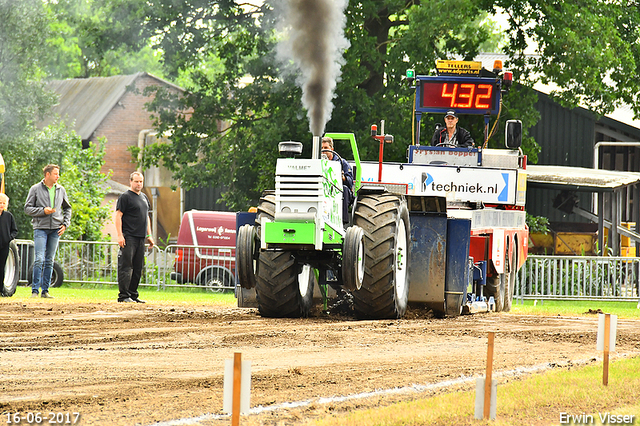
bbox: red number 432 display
[420,80,498,113]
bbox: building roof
[101,179,130,196]
[527,164,640,192]
[45,73,183,140]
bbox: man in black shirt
[115,172,154,303]
[431,110,475,147]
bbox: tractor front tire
[255,254,314,318]
[253,192,314,318]
[487,243,517,313]
[27,262,64,288]
[352,193,410,319]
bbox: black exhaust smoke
[276,0,349,137]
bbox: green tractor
[236,61,528,320]
[237,132,414,319]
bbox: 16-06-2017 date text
[5,412,80,425]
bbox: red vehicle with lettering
[171,210,236,291]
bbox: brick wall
[91,74,180,186]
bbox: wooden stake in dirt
[232,352,242,426]
[474,331,497,420]
[596,313,617,387]
[603,314,610,386]
[484,331,495,419]
[223,353,251,422]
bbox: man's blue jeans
[32,229,60,294]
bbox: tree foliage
[5,123,111,241]
[45,0,161,78]
[0,0,57,141]
[0,0,112,240]
[488,0,640,115]
[59,138,111,241]
[92,0,640,211]
[138,0,513,210]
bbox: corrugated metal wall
[531,93,596,167]
[185,186,230,212]
[527,92,596,223]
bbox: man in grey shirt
[24,164,72,298]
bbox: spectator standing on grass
[0,193,18,297]
[24,164,72,299]
[115,171,154,303]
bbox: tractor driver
[321,136,354,224]
[430,110,475,147]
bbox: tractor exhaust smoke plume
[276,0,349,137]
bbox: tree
[5,124,69,239]
[488,0,640,115]
[138,0,506,210]
[0,0,57,142]
[45,0,161,78]
[1,1,113,241]
[59,137,111,242]
[1,0,60,237]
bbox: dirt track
[1,296,640,426]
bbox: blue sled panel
[408,213,447,304]
[444,218,471,316]
[236,212,257,230]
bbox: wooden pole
[484,331,495,419]
[603,314,610,386]
[232,352,242,426]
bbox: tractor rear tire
[1,241,19,297]
[352,193,410,319]
[253,192,314,318]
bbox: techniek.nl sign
[358,163,516,204]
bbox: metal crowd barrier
[15,239,236,293]
[516,255,640,302]
[16,239,639,302]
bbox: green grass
[310,357,640,426]
[511,299,640,319]
[10,284,639,316]
[7,284,237,306]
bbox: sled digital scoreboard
[415,76,502,116]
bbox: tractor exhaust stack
[312,135,320,159]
